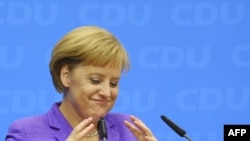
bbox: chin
[91,113,107,122]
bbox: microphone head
[98,117,108,139]
[161,115,186,137]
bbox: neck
[59,100,98,132]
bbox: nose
[99,83,111,98]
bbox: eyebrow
[88,73,120,80]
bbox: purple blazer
[5,102,137,141]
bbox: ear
[60,65,70,88]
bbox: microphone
[98,117,108,141]
[161,115,192,141]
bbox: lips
[92,99,109,105]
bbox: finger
[145,136,158,141]
[130,115,147,126]
[74,117,93,133]
[130,115,142,123]
[124,120,142,137]
[130,115,153,136]
[125,119,157,141]
[75,123,95,139]
[67,117,94,140]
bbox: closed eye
[110,81,118,87]
[90,78,101,84]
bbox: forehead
[72,64,122,77]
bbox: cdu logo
[0,2,58,25]
[171,2,245,26]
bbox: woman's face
[60,64,121,121]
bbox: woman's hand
[124,115,158,141]
[66,117,95,141]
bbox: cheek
[111,89,119,99]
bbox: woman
[6,26,158,141]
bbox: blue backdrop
[1,0,250,140]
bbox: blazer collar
[46,102,72,141]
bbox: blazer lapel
[46,102,73,141]
[55,128,72,141]
[107,127,120,140]
[105,115,120,141]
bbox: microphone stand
[183,134,192,141]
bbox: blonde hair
[49,26,129,93]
